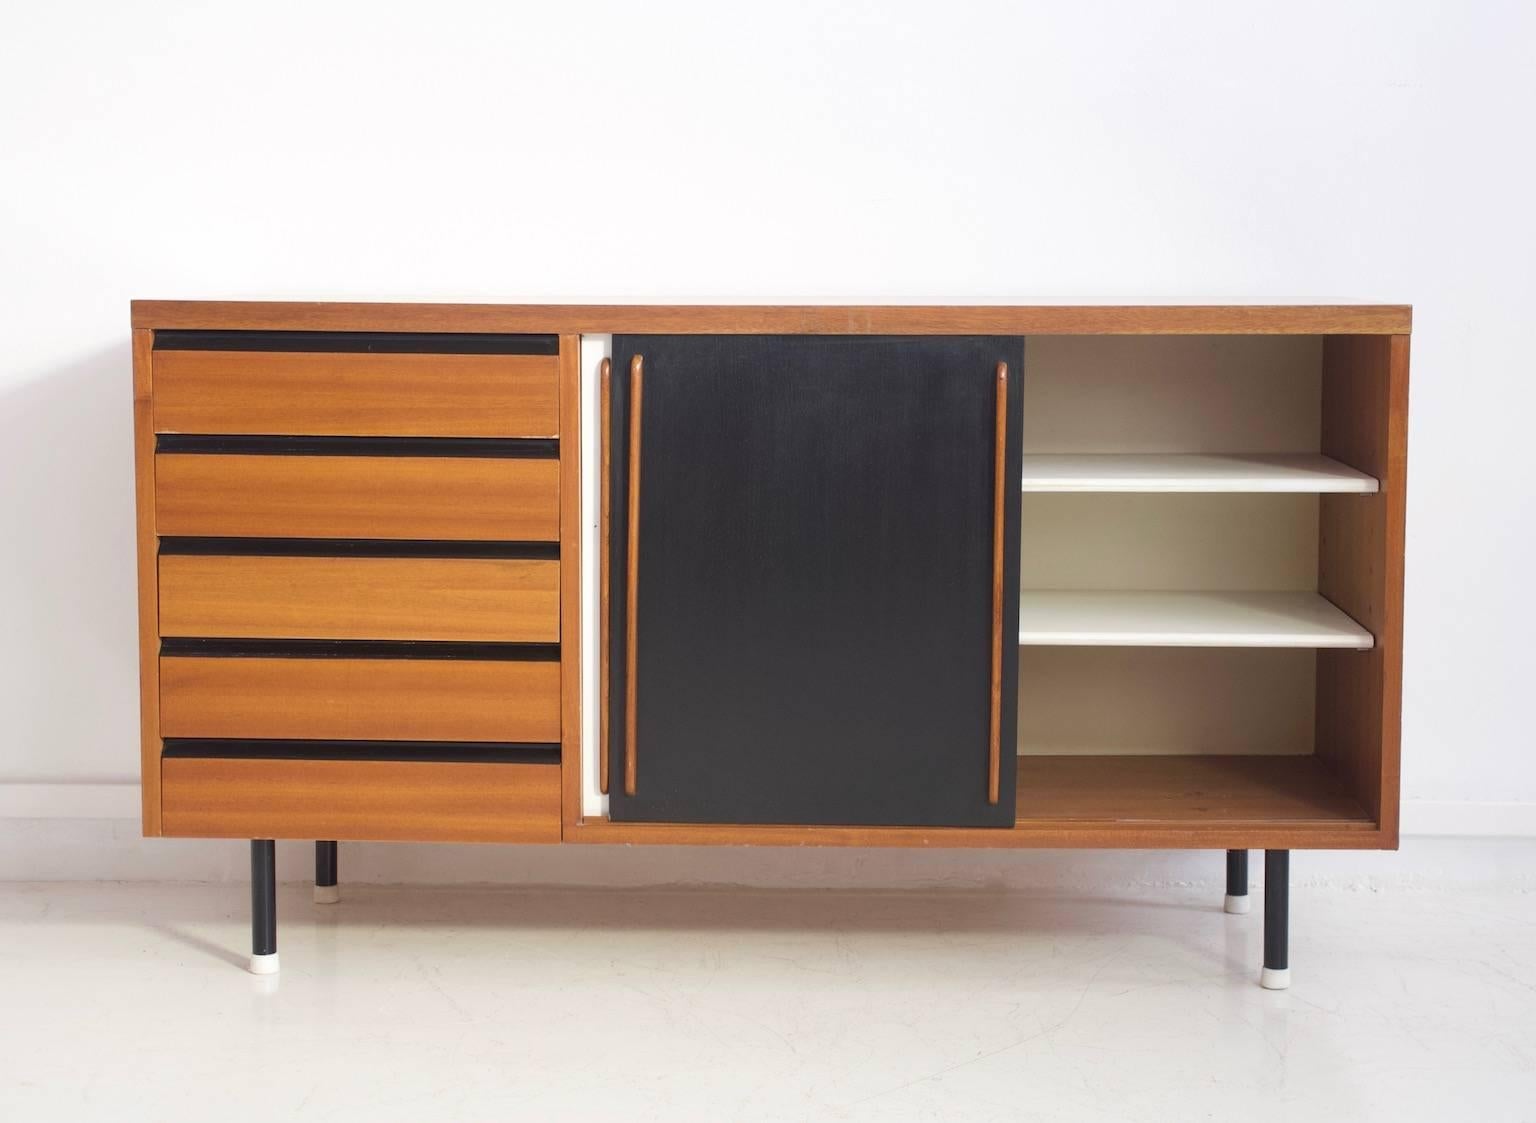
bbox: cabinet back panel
[1018,647,1315,756]
[1023,336,1322,454]
[1021,493,1319,591]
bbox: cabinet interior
[1022,335,1324,454]
[1014,334,1381,829]
[1017,648,1316,757]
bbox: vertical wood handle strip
[624,355,644,796]
[989,362,1008,804]
[598,358,612,795]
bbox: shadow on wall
[0,344,138,783]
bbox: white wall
[2,1,1533,857]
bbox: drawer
[160,756,561,842]
[153,348,559,437]
[159,554,559,642]
[156,453,560,541]
[160,654,560,742]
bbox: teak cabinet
[130,301,1411,988]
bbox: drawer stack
[142,331,568,842]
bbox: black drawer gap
[156,435,558,459]
[159,638,559,661]
[154,330,559,355]
[163,739,560,764]
[158,537,558,560]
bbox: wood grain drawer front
[160,656,560,742]
[158,556,559,642]
[156,455,559,541]
[153,350,560,437]
[161,757,560,842]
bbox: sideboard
[130,301,1410,988]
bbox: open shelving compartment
[1011,334,1406,844]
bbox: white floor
[2,881,1534,1122]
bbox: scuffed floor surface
[1,881,1533,1121]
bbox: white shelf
[1018,591,1374,649]
[1020,453,1378,493]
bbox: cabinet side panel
[1317,334,1408,843]
[133,327,162,835]
[559,334,584,832]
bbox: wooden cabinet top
[132,301,1411,336]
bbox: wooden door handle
[599,357,612,795]
[624,354,644,796]
[988,361,1008,804]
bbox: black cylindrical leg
[315,840,339,903]
[1224,849,1249,913]
[1262,849,1290,989]
[250,840,279,974]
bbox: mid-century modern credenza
[130,301,1409,988]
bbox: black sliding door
[607,335,1022,827]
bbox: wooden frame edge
[132,327,162,835]
[562,818,1391,850]
[1377,333,1410,846]
[1316,333,1408,851]
[558,335,584,835]
[131,301,1413,336]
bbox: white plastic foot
[1260,966,1291,990]
[1224,893,1251,915]
[248,952,280,975]
[313,884,340,905]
